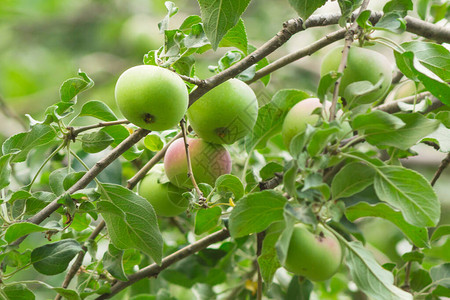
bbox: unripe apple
[281,98,328,148]
[321,46,392,103]
[187,78,258,144]
[164,138,232,188]
[115,65,188,131]
[138,164,189,217]
[283,223,343,281]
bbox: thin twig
[95,229,231,299]
[55,221,106,300]
[248,28,346,84]
[180,118,205,206]
[68,120,130,141]
[329,0,371,121]
[127,131,183,189]
[177,74,207,87]
[256,231,265,300]
[10,129,149,247]
[430,153,450,187]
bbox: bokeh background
[0,0,448,299]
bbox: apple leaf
[394,51,450,106]
[60,70,94,102]
[258,221,284,283]
[345,241,413,300]
[229,190,287,238]
[331,162,375,200]
[219,18,248,54]
[2,284,36,300]
[245,89,311,151]
[4,222,55,244]
[374,165,440,227]
[31,239,83,275]
[288,0,327,20]
[78,100,118,122]
[430,263,450,289]
[351,110,405,132]
[0,154,12,190]
[197,0,251,50]
[194,206,222,235]
[99,184,163,265]
[423,124,450,153]
[431,225,450,242]
[143,133,164,152]
[215,174,244,201]
[2,124,57,163]
[158,1,178,33]
[81,130,114,153]
[345,202,430,248]
[402,41,450,82]
[364,113,440,150]
[103,244,128,281]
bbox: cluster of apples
[114,45,391,282]
[280,46,392,281]
[115,65,258,217]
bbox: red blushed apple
[164,138,232,188]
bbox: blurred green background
[0,0,448,299]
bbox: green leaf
[431,225,450,242]
[3,283,36,300]
[158,1,178,33]
[352,110,405,132]
[215,174,244,201]
[31,239,83,275]
[344,76,385,108]
[49,168,71,195]
[219,18,248,54]
[337,0,363,27]
[245,89,311,151]
[103,243,128,281]
[410,268,432,292]
[52,288,81,300]
[0,154,12,190]
[197,0,251,50]
[436,111,450,128]
[394,51,450,105]
[101,125,143,161]
[260,162,283,181]
[402,41,450,82]
[60,70,94,102]
[194,206,222,235]
[2,124,57,163]
[229,190,287,238]
[180,15,202,30]
[286,276,313,300]
[4,223,54,244]
[143,133,164,152]
[430,263,450,289]
[81,130,114,153]
[402,251,425,263]
[332,162,375,200]
[99,184,163,264]
[374,0,413,33]
[345,241,413,300]
[424,124,450,152]
[78,100,118,122]
[307,126,339,157]
[317,71,342,102]
[258,221,283,283]
[346,202,429,248]
[417,0,431,20]
[374,165,440,227]
[184,23,209,49]
[288,0,327,20]
[364,113,440,150]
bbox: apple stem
[329,0,371,122]
[179,118,206,206]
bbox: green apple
[321,46,392,104]
[281,98,328,148]
[283,223,343,281]
[187,78,258,144]
[115,65,188,131]
[164,138,232,188]
[138,164,189,217]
